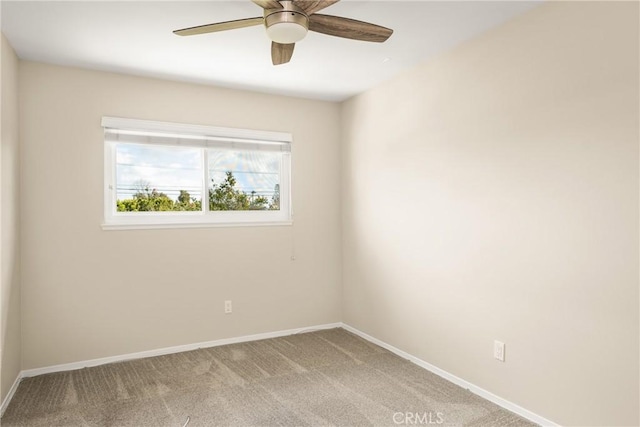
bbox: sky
[115,143,280,202]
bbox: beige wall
[1,33,21,403]
[19,62,342,369]
[341,2,639,426]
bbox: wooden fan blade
[174,17,263,36]
[272,42,295,65]
[252,0,283,9]
[309,14,393,42]
[294,0,339,15]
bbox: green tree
[117,180,201,212]
[177,190,190,204]
[209,171,268,211]
[269,184,280,210]
[175,190,202,211]
[116,179,174,211]
[117,173,267,213]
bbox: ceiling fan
[173,0,393,65]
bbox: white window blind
[102,117,292,152]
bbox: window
[103,117,292,229]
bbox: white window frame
[102,117,292,230]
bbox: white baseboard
[21,322,342,378]
[0,372,22,417]
[341,323,559,427]
[4,321,556,427]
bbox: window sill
[101,220,293,231]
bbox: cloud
[115,144,280,201]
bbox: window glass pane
[115,143,203,212]
[208,150,281,211]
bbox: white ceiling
[1,0,541,101]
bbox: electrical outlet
[494,340,505,362]
[224,300,232,314]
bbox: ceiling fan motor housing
[264,1,309,44]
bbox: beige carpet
[2,328,536,426]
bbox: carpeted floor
[2,328,536,426]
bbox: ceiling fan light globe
[266,22,308,44]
